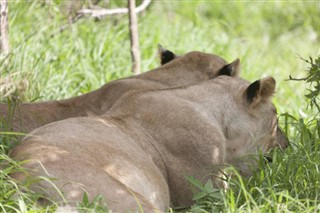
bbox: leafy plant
[303,55,320,113]
[186,176,224,212]
[77,193,109,213]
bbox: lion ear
[246,76,276,106]
[158,44,177,65]
[218,58,240,77]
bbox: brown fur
[9,75,288,212]
[0,49,240,133]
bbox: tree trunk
[128,0,141,75]
[0,0,9,56]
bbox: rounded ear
[245,76,276,106]
[218,58,241,77]
[158,44,176,65]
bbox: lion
[9,75,288,212]
[0,46,240,133]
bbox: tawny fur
[0,50,240,133]
[9,75,288,212]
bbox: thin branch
[0,0,9,56]
[78,0,151,17]
[128,0,141,75]
[50,0,151,37]
[286,75,308,81]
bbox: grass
[1,1,320,212]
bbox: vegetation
[0,1,319,212]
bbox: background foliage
[1,1,319,115]
[0,1,320,212]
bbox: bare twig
[0,0,9,56]
[78,0,151,17]
[128,0,141,75]
[286,75,308,81]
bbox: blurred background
[1,0,319,117]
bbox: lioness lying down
[0,46,240,133]
[9,75,288,212]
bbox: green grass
[1,1,320,212]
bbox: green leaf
[186,176,204,190]
[82,192,89,205]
